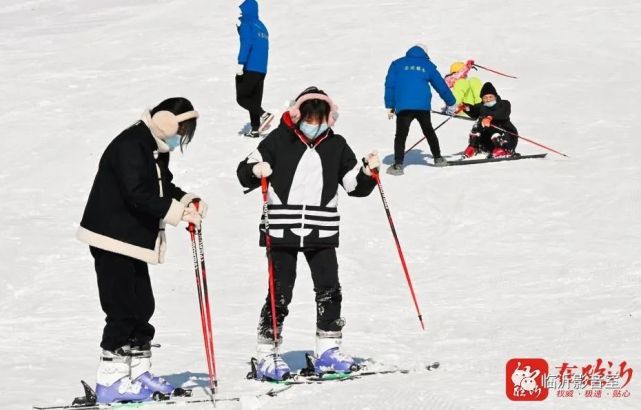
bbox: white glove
[387,109,395,120]
[182,206,202,228]
[362,151,381,176]
[188,199,208,219]
[252,161,272,178]
[445,104,458,115]
[236,64,245,76]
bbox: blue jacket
[237,0,269,74]
[384,46,455,112]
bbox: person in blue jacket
[384,44,457,174]
[236,0,273,138]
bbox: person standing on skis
[77,97,207,403]
[236,0,273,138]
[237,87,380,381]
[444,60,482,107]
[384,44,457,174]
[461,82,518,158]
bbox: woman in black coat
[462,82,518,158]
[77,97,206,403]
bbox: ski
[33,381,291,409]
[247,354,439,385]
[447,153,547,166]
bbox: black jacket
[237,113,376,248]
[77,120,192,264]
[465,97,518,135]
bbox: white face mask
[299,121,328,139]
[484,100,497,108]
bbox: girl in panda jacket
[237,87,380,380]
[76,97,206,403]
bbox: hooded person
[444,60,482,106]
[236,0,273,137]
[237,86,380,381]
[384,44,457,173]
[77,97,207,403]
[460,82,519,158]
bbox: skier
[384,44,457,174]
[460,82,518,158]
[444,60,482,107]
[236,0,273,138]
[76,97,207,403]
[237,87,380,381]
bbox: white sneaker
[258,112,274,133]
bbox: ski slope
[1,0,640,408]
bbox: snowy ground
[1,0,640,409]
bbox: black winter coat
[466,97,518,135]
[77,121,192,264]
[237,113,376,248]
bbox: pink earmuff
[288,93,339,126]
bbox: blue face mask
[165,135,181,151]
[299,122,328,140]
[484,100,497,108]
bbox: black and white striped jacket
[237,113,376,248]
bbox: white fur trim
[180,193,199,207]
[163,199,184,226]
[77,226,162,265]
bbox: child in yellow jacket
[444,60,482,106]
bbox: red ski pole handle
[185,199,201,234]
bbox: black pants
[236,71,266,131]
[468,123,518,152]
[257,247,343,338]
[394,110,441,165]
[91,247,155,351]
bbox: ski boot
[313,330,359,374]
[95,347,153,404]
[255,354,291,381]
[491,147,512,158]
[254,336,291,381]
[463,145,477,158]
[130,343,186,398]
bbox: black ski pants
[236,70,266,131]
[91,247,155,351]
[257,247,343,339]
[468,123,518,152]
[394,110,441,165]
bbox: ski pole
[472,63,518,79]
[193,202,218,392]
[404,116,453,155]
[370,169,425,330]
[490,125,569,157]
[430,110,474,122]
[260,177,280,348]
[187,219,217,399]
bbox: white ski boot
[313,329,358,374]
[95,346,152,403]
[130,344,176,396]
[255,335,290,381]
